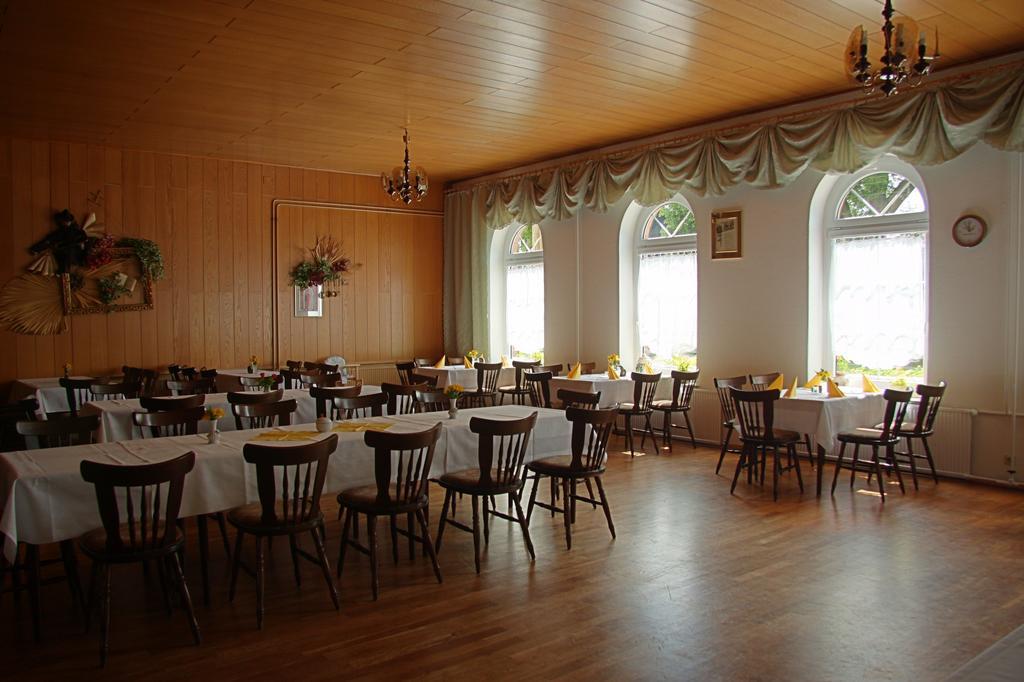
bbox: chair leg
[434,490,452,554]
[98,562,111,667]
[27,544,41,642]
[169,553,202,645]
[594,476,616,538]
[791,444,804,492]
[831,442,847,495]
[922,437,939,483]
[644,414,657,452]
[772,447,780,502]
[730,443,750,494]
[214,513,232,559]
[905,437,920,490]
[367,514,380,600]
[482,495,490,545]
[389,515,399,565]
[310,525,339,611]
[549,476,557,517]
[511,491,536,561]
[288,534,302,588]
[470,495,482,574]
[889,445,906,494]
[625,414,635,456]
[872,446,885,500]
[527,471,541,523]
[415,509,443,584]
[196,515,210,606]
[849,444,861,489]
[583,478,598,509]
[406,512,416,561]
[662,411,672,452]
[59,539,85,614]
[683,411,697,448]
[337,508,353,577]
[804,434,815,468]
[716,426,733,474]
[85,559,99,633]
[255,537,265,629]
[559,477,572,549]
[156,556,173,616]
[570,478,577,525]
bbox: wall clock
[952,214,987,248]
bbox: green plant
[835,355,924,379]
[670,354,695,371]
[117,237,165,280]
[97,274,132,305]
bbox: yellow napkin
[766,374,784,391]
[249,430,321,442]
[567,362,581,379]
[826,378,845,398]
[433,355,446,368]
[804,373,822,389]
[332,421,393,433]
[862,374,880,393]
[784,377,798,398]
[463,356,473,368]
[641,361,654,374]
[501,354,511,368]
[606,364,618,380]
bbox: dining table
[0,404,571,562]
[547,373,673,408]
[10,376,93,416]
[416,365,516,390]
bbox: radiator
[914,406,974,477]
[355,362,400,387]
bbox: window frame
[504,223,544,359]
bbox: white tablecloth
[80,386,382,442]
[10,376,89,416]
[770,388,885,451]
[548,374,673,408]
[416,365,516,390]
[0,405,570,560]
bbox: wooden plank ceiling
[1,0,1022,183]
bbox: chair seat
[527,454,603,477]
[464,388,495,396]
[79,524,184,563]
[227,502,324,535]
[652,400,687,411]
[336,484,428,515]
[437,468,521,495]
[617,402,652,415]
[874,421,930,437]
[498,385,529,393]
[738,427,801,445]
[839,427,899,445]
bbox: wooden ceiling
[1,0,1022,184]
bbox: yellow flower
[446,384,464,398]
[63,362,72,375]
[204,407,225,420]
[249,354,258,364]
[607,353,620,365]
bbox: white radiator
[356,362,401,387]
[915,406,974,477]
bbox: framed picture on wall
[711,209,742,259]
[294,285,323,317]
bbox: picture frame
[294,284,323,317]
[711,209,742,259]
[61,248,155,315]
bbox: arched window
[636,201,698,369]
[505,224,544,359]
[824,163,928,385]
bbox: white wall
[529,144,1024,480]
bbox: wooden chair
[538,363,563,376]
[410,372,439,387]
[888,381,946,489]
[303,361,338,373]
[748,372,781,391]
[382,382,424,416]
[60,377,96,417]
[310,385,360,420]
[139,394,205,412]
[566,361,597,374]
[123,367,159,397]
[395,361,417,385]
[713,376,747,474]
[462,362,503,408]
[300,371,338,389]
[498,360,541,405]
[199,369,218,379]
[278,369,301,389]
[167,364,184,380]
[227,435,339,629]
[17,414,99,449]
[336,424,443,599]
[617,372,661,456]
[132,406,205,439]
[524,370,553,408]
[285,360,302,370]
[240,375,279,391]
[90,381,140,401]
[653,370,699,451]
[414,388,448,413]
[557,388,601,410]
[166,379,216,396]
[227,388,283,406]
[414,357,433,367]
[526,407,617,549]
[79,452,201,666]
[831,389,912,501]
[180,367,198,380]
[434,412,538,574]
[0,398,38,450]
[232,399,296,430]
[729,388,804,501]
[336,393,387,420]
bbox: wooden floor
[3,437,1024,681]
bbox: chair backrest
[414,357,433,367]
[18,414,98,449]
[166,379,216,396]
[285,360,303,370]
[279,369,301,389]
[470,412,538,488]
[90,381,141,401]
[382,382,424,416]
[395,361,417,385]
[167,363,183,380]
[300,371,339,388]
[199,368,218,379]
[60,376,96,416]
[233,399,297,430]
[180,367,198,380]
[714,375,747,422]
[669,370,700,409]
[414,388,448,413]
[409,372,438,387]
[310,385,360,419]
[336,393,387,420]
[364,423,442,505]
[511,360,541,389]
[910,380,946,435]
[539,363,563,376]
[474,362,503,394]
[565,407,617,471]
[629,372,661,412]
[240,375,280,391]
[243,434,338,527]
[80,451,196,554]
[139,394,205,412]
[878,388,913,442]
[0,398,38,451]
[303,361,338,373]
[228,389,284,429]
[123,366,159,397]
[748,372,780,391]
[133,406,206,439]
[557,388,600,410]
[729,387,779,443]
[524,370,553,408]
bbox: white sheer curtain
[637,250,698,364]
[506,262,544,355]
[830,232,926,370]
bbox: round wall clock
[952,214,987,248]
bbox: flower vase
[207,424,220,445]
[248,363,257,374]
[448,398,459,420]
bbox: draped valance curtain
[443,65,1024,354]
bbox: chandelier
[847,0,939,97]
[381,129,428,204]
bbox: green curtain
[443,64,1024,352]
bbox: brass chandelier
[381,129,428,204]
[847,0,939,97]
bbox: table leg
[816,444,826,497]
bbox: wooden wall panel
[0,135,443,390]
